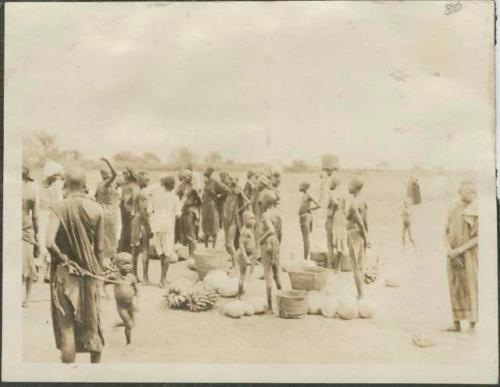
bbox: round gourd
[320,298,338,318]
[218,278,238,298]
[204,270,230,289]
[186,258,197,271]
[358,299,375,319]
[385,276,400,288]
[243,302,255,316]
[223,301,246,318]
[337,298,358,320]
[246,298,267,314]
[307,292,324,315]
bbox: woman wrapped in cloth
[201,167,230,248]
[176,169,202,257]
[45,168,105,363]
[443,180,478,334]
[346,177,370,300]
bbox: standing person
[401,197,416,250]
[223,174,250,268]
[22,167,39,307]
[346,177,369,300]
[95,158,119,266]
[327,176,350,271]
[45,168,105,364]
[253,175,277,263]
[201,167,229,248]
[298,182,320,260]
[216,170,230,230]
[443,180,478,333]
[406,176,422,205]
[130,171,152,284]
[258,194,282,312]
[149,176,182,287]
[237,210,256,298]
[178,170,202,257]
[270,170,282,208]
[118,168,140,254]
[243,170,257,212]
[38,161,64,283]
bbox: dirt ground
[23,171,485,364]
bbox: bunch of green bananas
[187,287,219,312]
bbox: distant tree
[22,131,62,168]
[141,152,161,165]
[376,160,390,170]
[284,159,309,173]
[171,147,196,169]
[204,151,223,167]
[113,150,135,164]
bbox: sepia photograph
[3,0,498,383]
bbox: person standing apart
[298,182,320,261]
[346,177,369,300]
[22,167,39,307]
[443,180,478,333]
[45,168,105,363]
[149,176,182,287]
[130,171,152,284]
[95,158,119,266]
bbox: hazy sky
[6,1,494,169]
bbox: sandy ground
[23,171,485,364]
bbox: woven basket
[310,251,327,268]
[288,266,328,291]
[276,290,308,319]
[194,252,227,280]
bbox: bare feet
[22,301,28,308]
[443,322,461,332]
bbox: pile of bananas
[364,267,379,284]
[165,280,193,309]
[187,286,219,312]
[165,281,218,312]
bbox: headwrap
[114,252,133,267]
[22,166,34,182]
[350,176,364,192]
[204,167,215,178]
[242,209,255,224]
[329,175,341,190]
[300,182,310,191]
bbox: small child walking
[108,252,138,345]
[237,210,257,298]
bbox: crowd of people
[21,156,479,363]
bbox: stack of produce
[364,266,379,284]
[165,280,193,309]
[165,280,219,312]
[204,269,238,297]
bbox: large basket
[276,290,308,319]
[194,252,227,280]
[288,266,328,291]
[310,251,327,268]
